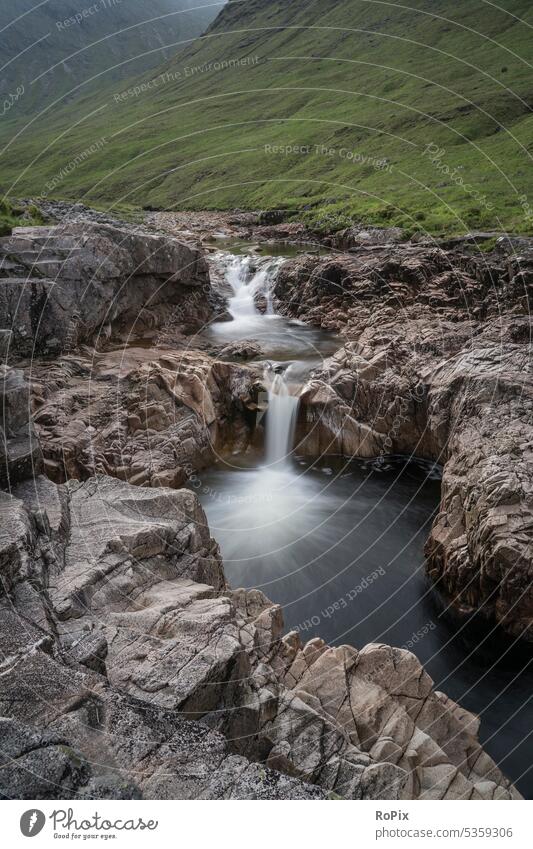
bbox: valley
[0,203,531,799]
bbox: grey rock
[0,366,42,488]
[0,218,526,800]
[1,466,518,799]
[0,222,212,357]
[0,719,90,800]
[26,348,256,487]
[275,247,533,639]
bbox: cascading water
[206,251,338,360]
[264,368,300,468]
[226,256,256,318]
[196,243,533,796]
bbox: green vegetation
[470,235,500,253]
[1,0,532,236]
[0,199,44,236]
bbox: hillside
[0,0,224,115]
[1,0,532,234]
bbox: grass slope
[0,198,44,235]
[1,0,532,235]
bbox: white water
[264,369,300,468]
[207,252,340,361]
[226,256,302,467]
[226,256,256,318]
[198,245,533,797]
[225,255,279,321]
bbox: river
[194,244,533,798]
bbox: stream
[195,245,533,797]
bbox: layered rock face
[146,209,312,244]
[274,243,533,639]
[0,220,257,491]
[0,365,42,488]
[0,222,214,357]
[0,471,325,800]
[26,347,258,487]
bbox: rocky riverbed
[0,208,530,800]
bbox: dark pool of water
[195,454,533,797]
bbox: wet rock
[0,211,526,800]
[219,340,264,360]
[0,465,518,799]
[0,472,323,800]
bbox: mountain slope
[0,0,224,115]
[1,0,532,234]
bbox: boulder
[26,348,256,486]
[0,222,213,357]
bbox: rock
[424,342,533,638]
[148,210,314,246]
[274,245,533,639]
[0,472,322,800]
[25,348,257,486]
[219,340,264,360]
[0,366,42,489]
[0,329,10,358]
[0,706,323,801]
[0,465,518,799]
[328,225,407,250]
[48,693,326,801]
[212,622,519,799]
[0,718,138,800]
[0,209,526,800]
[0,222,213,357]
[258,210,288,226]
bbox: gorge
[195,237,533,797]
[0,206,531,801]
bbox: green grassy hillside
[1,0,532,235]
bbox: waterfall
[265,369,300,468]
[261,258,284,314]
[226,256,256,319]
[224,255,281,321]
[208,249,340,360]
